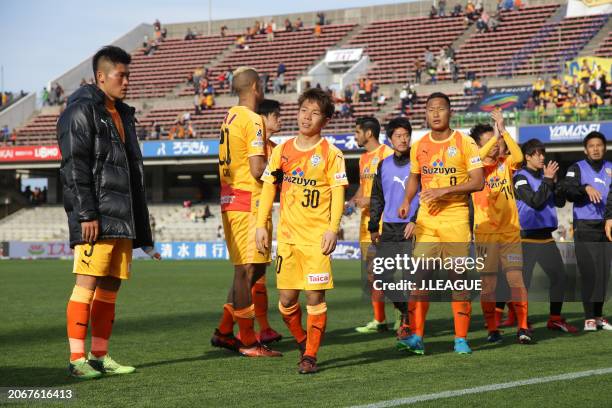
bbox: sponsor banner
[566,0,612,18]
[324,48,363,64]
[467,86,532,113]
[0,145,61,162]
[565,56,612,83]
[141,139,219,158]
[518,122,612,144]
[6,240,362,260]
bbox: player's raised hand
[398,198,410,219]
[491,108,505,134]
[81,220,99,244]
[255,227,269,254]
[543,161,559,179]
[321,230,338,255]
[585,185,602,204]
[403,222,416,239]
[606,219,612,242]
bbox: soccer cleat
[546,318,578,333]
[87,353,135,375]
[355,319,388,334]
[454,338,472,354]
[596,318,612,331]
[298,356,318,374]
[257,328,283,344]
[396,334,425,355]
[517,329,532,344]
[487,330,503,343]
[584,319,597,332]
[239,343,282,357]
[211,329,241,352]
[68,357,102,380]
[396,324,411,340]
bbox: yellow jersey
[261,137,348,245]
[219,106,265,212]
[359,144,394,241]
[472,156,521,234]
[410,130,482,220]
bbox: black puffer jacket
[57,84,153,249]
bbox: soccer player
[508,138,577,333]
[248,98,283,343]
[349,117,394,334]
[368,117,420,340]
[255,88,348,374]
[563,131,612,331]
[469,110,531,344]
[397,92,484,355]
[57,46,160,379]
[211,67,282,357]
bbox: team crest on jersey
[498,163,505,172]
[447,146,458,158]
[310,154,321,167]
[292,167,305,177]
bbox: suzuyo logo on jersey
[422,159,457,175]
[283,167,317,186]
[486,176,507,189]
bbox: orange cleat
[239,343,283,357]
[298,356,318,374]
[257,328,283,344]
[211,329,241,352]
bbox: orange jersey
[472,156,521,234]
[219,106,265,212]
[261,137,348,245]
[410,130,482,220]
[359,144,394,240]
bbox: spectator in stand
[476,10,489,32]
[153,19,161,32]
[488,12,500,31]
[295,17,303,30]
[344,85,353,102]
[261,72,270,93]
[235,34,246,49]
[220,25,228,37]
[284,18,293,32]
[273,74,286,93]
[10,129,17,145]
[314,23,322,37]
[465,1,478,23]
[142,34,149,49]
[205,93,215,110]
[54,83,64,105]
[438,0,447,17]
[414,60,423,84]
[424,47,434,70]
[41,87,49,106]
[364,78,374,102]
[150,121,162,139]
[463,78,473,95]
[185,28,196,40]
[475,0,484,12]
[450,60,460,83]
[376,93,387,107]
[317,12,326,25]
[525,96,536,110]
[160,27,167,40]
[429,4,438,18]
[266,20,275,41]
[1,125,8,144]
[452,3,463,16]
[277,62,286,77]
[532,77,546,103]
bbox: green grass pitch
[1,260,611,407]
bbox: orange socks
[252,277,271,331]
[510,287,529,330]
[218,303,235,334]
[408,301,429,337]
[234,305,257,347]
[452,301,472,338]
[279,302,307,344]
[90,288,117,358]
[305,303,327,359]
[67,285,94,361]
[371,288,386,322]
[481,301,498,331]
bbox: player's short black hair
[386,117,412,138]
[521,138,546,157]
[257,99,281,116]
[583,131,606,147]
[469,123,494,144]
[356,116,381,138]
[92,46,131,79]
[426,92,451,109]
[298,88,335,118]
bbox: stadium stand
[386,93,481,128]
[595,30,612,57]
[126,34,235,99]
[343,15,467,85]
